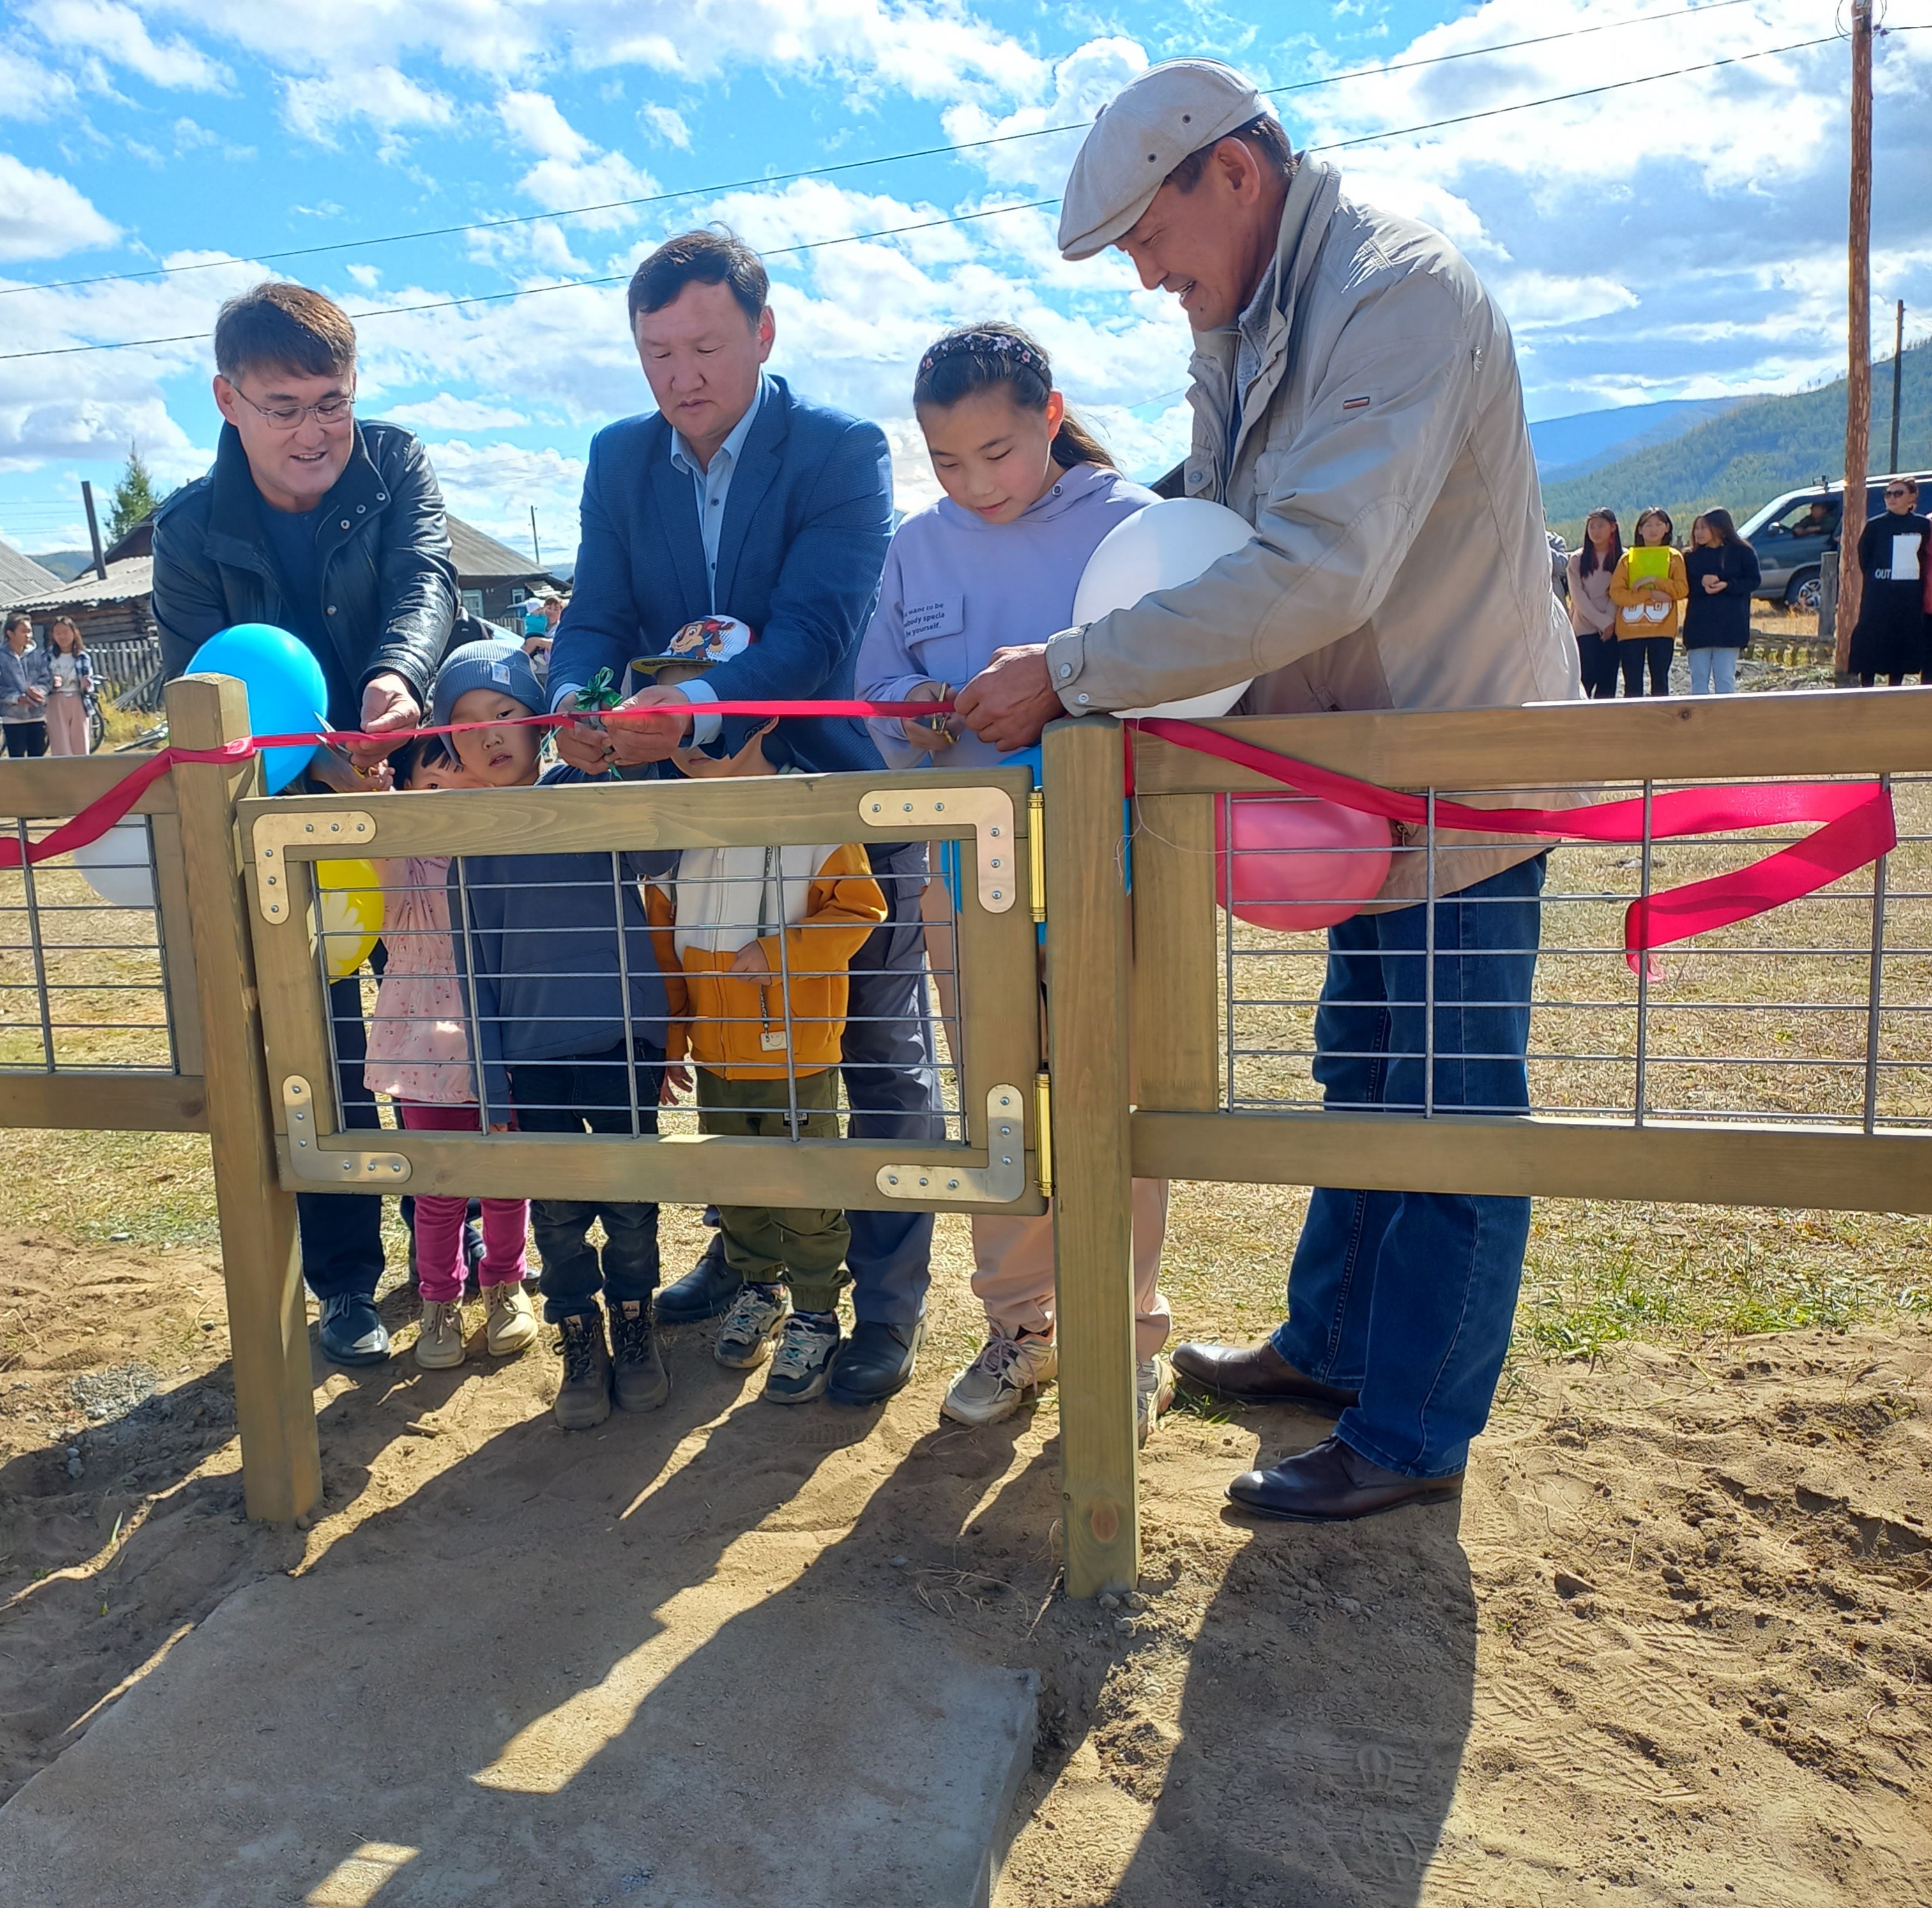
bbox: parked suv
[1740,472,1932,613]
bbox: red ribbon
[5,704,1898,973]
[1131,716,1897,965]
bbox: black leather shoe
[826,1317,923,1407]
[317,1292,390,1367]
[1227,1435,1463,1523]
[1171,1339,1358,1416]
[653,1230,738,1324]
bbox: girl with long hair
[1608,506,1688,695]
[1681,509,1760,695]
[1565,508,1622,699]
[43,617,93,755]
[856,320,1175,1442]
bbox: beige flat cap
[1058,59,1269,261]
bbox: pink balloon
[1214,795,1393,931]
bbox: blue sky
[1,0,1928,559]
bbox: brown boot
[553,1311,612,1430]
[1171,1339,1358,1416]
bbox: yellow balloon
[316,858,383,980]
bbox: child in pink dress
[364,736,538,1369]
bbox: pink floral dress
[362,856,476,1105]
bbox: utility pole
[1888,298,1905,476]
[80,480,107,581]
[1836,0,1873,677]
[529,506,541,570]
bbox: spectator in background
[1,612,50,757]
[43,617,93,755]
[1681,510,1760,695]
[1608,506,1687,696]
[1847,479,1929,687]
[1564,508,1621,699]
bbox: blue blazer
[551,375,894,776]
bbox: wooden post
[1042,715,1138,1597]
[1889,298,1905,478]
[1836,0,1873,674]
[165,675,322,1523]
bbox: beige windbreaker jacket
[1043,159,1580,904]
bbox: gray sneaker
[1137,1352,1175,1449]
[763,1313,841,1405]
[715,1281,790,1370]
[941,1331,1058,1427]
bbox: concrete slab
[0,1552,1037,1908]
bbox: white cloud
[497,87,591,163]
[384,394,530,432]
[280,64,454,147]
[943,36,1145,195]
[26,0,227,90]
[0,153,119,261]
[418,438,586,554]
[639,102,690,149]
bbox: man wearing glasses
[154,280,461,1366]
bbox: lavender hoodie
[856,460,1159,771]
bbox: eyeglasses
[229,380,354,432]
[1885,486,1913,498]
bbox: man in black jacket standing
[153,280,460,1365]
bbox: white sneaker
[483,1280,538,1356]
[415,1299,466,1370]
[941,1331,1058,1427]
[1136,1352,1175,1448]
[715,1281,789,1370]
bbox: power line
[0,31,1854,365]
[0,0,1772,301]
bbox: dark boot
[826,1317,922,1407]
[554,1311,612,1431]
[1171,1338,1358,1416]
[653,1229,738,1324]
[1227,1435,1463,1522]
[609,1299,670,1413]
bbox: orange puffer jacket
[648,839,885,1080]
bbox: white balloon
[73,818,156,910]
[1070,497,1258,720]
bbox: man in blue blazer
[548,229,938,1404]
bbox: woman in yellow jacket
[1607,505,1689,697]
[647,722,888,1404]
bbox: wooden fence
[3,676,1929,1596]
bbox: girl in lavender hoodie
[857,322,1174,1441]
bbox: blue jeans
[1688,646,1738,695]
[839,839,940,1326]
[1272,855,1546,1478]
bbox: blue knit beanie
[430,639,544,729]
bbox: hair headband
[917,329,1051,384]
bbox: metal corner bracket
[858,787,1016,912]
[251,810,377,924]
[876,1084,1026,1205]
[281,1075,411,1185]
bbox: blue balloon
[185,625,328,793]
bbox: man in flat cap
[957,59,1577,1524]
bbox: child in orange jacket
[648,715,886,1404]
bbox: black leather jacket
[152,420,459,720]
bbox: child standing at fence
[855,321,1175,1442]
[43,619,93,756]
[363,732,538,1369]
[436,637,674,1432]
[644,623,888,1402]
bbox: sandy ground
[2,1207,1929,1908]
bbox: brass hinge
[1033,1070,1053,1198]
[1028,787,1046,924]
